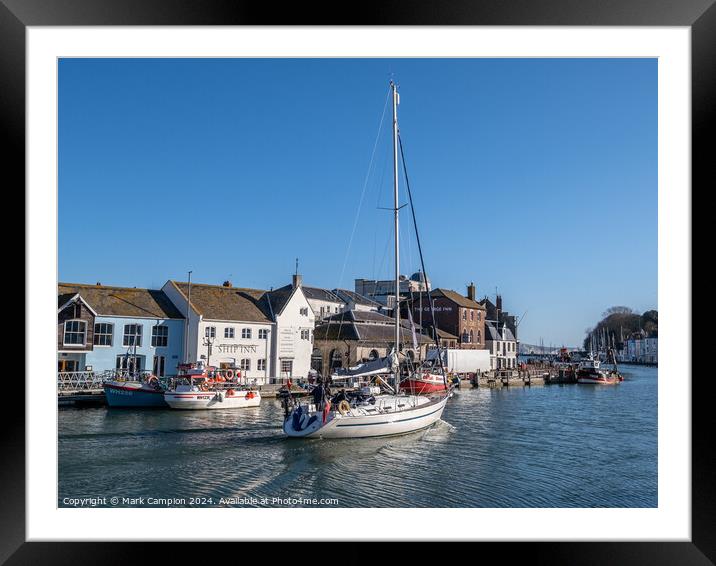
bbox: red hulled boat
[401,371,450,394]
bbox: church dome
[409,271,430,285]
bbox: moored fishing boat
[163,361,261,409]
[576,354,623,384]
[103,374,168,408]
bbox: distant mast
[391,80,400,394]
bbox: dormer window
[63,320,86,346]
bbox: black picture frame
[6,1,708,563]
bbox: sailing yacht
[283,81,451,439]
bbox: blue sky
[59,58,657,347]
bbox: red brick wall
[410,297,486,349]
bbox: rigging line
[336,86,392,289]
[321,87,390,372]
[397,132,447,383]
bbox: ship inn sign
[216,344,258,354]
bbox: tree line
[583,306,658,351]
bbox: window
[151,325,169,347]
[462,309,467,320]
[242,328,252,339]
[469,330,474,343]
[153,355,166,377]
[93,322,113,346]
[470,310,474,320]
[300,307,309,316]
[240,358,251,371]
[281,360,293,376]
[224,327,235,339]
[259,329,268,339]
[258,359,266,371]
[63,320,86,346]
[478,311,482,321]
[477,330,481,344]
[123,324,143,347]
[301,329,310,340]
[205,326,216,339]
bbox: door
[58,360,78,372]
[153,355,166,377]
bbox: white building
[620,335,658,364]
[485,320,518,369]
[301,281,382,320]
[162,276,315,381]
[301,281,345,320]
[332,289,382,313]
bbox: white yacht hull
[164,389,261,410]
[283,394,449,439]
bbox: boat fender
[226,370,234,379]
[227,389,234,397]
[338,400,351,415]
[246,391,255,400]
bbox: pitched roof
[58,283,184,319]
[435,328,459,340]
[302,286,343,303]
[332,288,382,307]
[170,281,272,322]
[485,321,516,342]
[485,321,501,341]
[407,288,486,310]
[314,310,430,344]
[58,292,78,310]
[265,284,298,317]
[322,310,392,324]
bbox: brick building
[403,283,486,349]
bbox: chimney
[467,282,476,301]
[496,294,502,323]
[292,273,302,289]
[222,280,232,287]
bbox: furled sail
[331,350,396,379]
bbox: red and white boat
[401,371,450,394]
[163,361,261,410]
[576,356,623,385]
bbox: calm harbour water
[58,364,657,508]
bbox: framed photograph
[7,0,708,563]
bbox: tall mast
[391,80,400,394]
[184,270,192,363]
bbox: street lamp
[203,334,215,366]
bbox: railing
[57,371,106,391]
[58,369,163,392]
[58,370,319,392]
